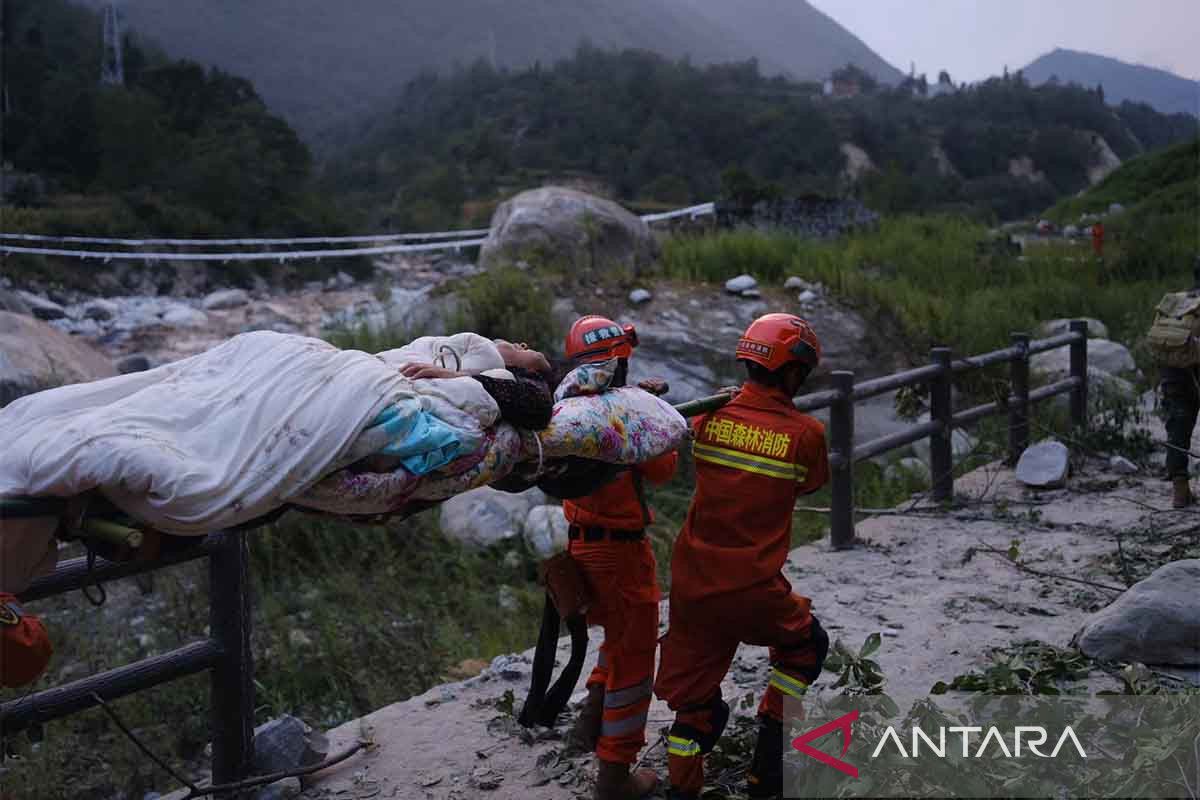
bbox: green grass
[660,214,1189,375]
[1044,138,1198,225]
[2,510,545,799]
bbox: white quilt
[0,331,498,534]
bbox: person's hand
[637,378,669,396]
[717,385,741,399]
[399,363,461,380]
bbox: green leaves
[825,633,887,695]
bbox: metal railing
[817,320,1087,548]
[675,320,1090,549]
[0,530,254,789]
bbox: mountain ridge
[1022,47,1199,117]
[74,0,903,139]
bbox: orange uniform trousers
[653,575,829,795]
[570,536,661,764]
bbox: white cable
[0,229,489,246]
[0,202,715,252]
[0,237,488,262]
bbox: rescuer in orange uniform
[562,315,678,800]
[654,313,831,800]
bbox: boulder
[740,288,762,299]
[202,288,250,311]
[523,505,569,558]
[1108,202,1125,215]
[1109,456,1138,475]
[116,354,153,374]
[1015,440,1070,489]
[910,413,978,466]
[83,299,120,322]
[783,276,808,291]
[1075,559,1200,665]
[439,487,547,548]
[797,289,819,304]
[1030,338,1137,379]
[1036,318,1109,340]
[16,291,66,321]
[885,457,931,488]
[724,275,758,294]
[252,715,327,776]
[160,305,209,328]
[628,288,653,305]
[0,290,32,316]
[335,271,356,290]
[0,312,117,407]
[479,187,658,275]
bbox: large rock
[202,288,250,310]
[161,304,210,328]
[1031,338,1136,378]
[0,290,32,316]
[910,412,978,466]
[1075,560,1200,665]
[724,275,758,294]
[523,505,569,558]
[1036,318,1109,340]
[0,312,117,407]
[252,715,327,776]
[1015,440,1070,489]
[16,291,66,321]
[479,187,658,275]
[885,457,931,488]
[439,487,547,548]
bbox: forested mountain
[2,0,345,236]
[70,0,902,139]
[325,49,1199,229]
[1023,49,1199,118]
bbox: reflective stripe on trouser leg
[596,677,651,763]
[759,666,811,721]
[759,616,829,721]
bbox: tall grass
[660,216,1186,369]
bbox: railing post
[930,348,954,503]
[209,532,255,789]
[829,371,856,550]
[1008,333,1031,464]
[1069,319,1088,430]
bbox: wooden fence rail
[0,319,1090,790]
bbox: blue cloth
[364,402,469,476]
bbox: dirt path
[264,448,1196,800]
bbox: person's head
[494,339,551,375]
[735,313,821,397]
[565,315,638,386]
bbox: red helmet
[736,313,821,372]
[566,315,638,363]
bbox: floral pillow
[554,357,619,402]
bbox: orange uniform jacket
[563,452,678,531]
[670,381,829,601]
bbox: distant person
[1149,256,1200,507]
[654,313,830,800]
[1092,220,1105,258]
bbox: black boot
[746,716,783,799]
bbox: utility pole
[101,1,124,86]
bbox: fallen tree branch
[971,544,1125,593]
[181,740,371,798]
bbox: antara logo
[791,712,1087,778]
[871,725,1088,759]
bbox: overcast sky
[808,0,1199,82]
